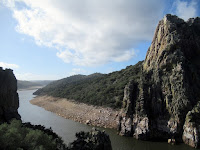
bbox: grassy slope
[34,61,143,109]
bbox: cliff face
[118,14,200,148]
[0,67,21,122]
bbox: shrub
[0,119,65,150]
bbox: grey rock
[182,102,200,148]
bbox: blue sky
[0,0,199,80]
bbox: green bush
[67,128,112,150]
[0,119,65,150]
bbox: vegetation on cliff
[34,61,142,109]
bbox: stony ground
[30,96,120,129]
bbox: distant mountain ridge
[34,62,142,109]
[18,80,53,90]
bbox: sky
[0,0,200,80]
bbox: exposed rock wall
[0,67,21,122]
[118,14,200,148]
[182,102,200,148]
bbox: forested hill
[34,61,143,109]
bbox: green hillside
[34,61,143,109]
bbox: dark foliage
[67,128,112,150]
[0,119,66,150]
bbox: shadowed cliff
[0,67,21,122]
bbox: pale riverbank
[30,96,120,129]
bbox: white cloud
[0,62,19,69]
[3,0,164,66]
[173,0,197,21]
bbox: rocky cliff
[118,14,200,148]
[0,67,21,122]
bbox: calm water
[18,90,196,150]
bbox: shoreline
[30,96,120,129]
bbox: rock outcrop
[182,102,200,148]
[118,14,200,148]
[0,67,21,122]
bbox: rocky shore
[30,96,120,129]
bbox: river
[18,89,196,150]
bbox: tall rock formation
[0,67,21,122]
[118,14,200,148]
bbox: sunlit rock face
[118,14,200,148]
[0,67,21,123]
